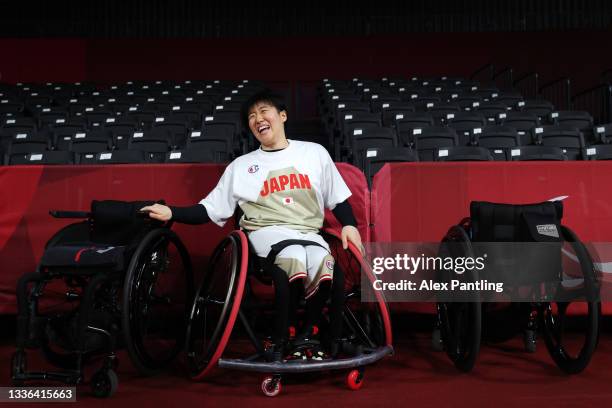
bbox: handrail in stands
[572,84,612,125]
[513,72,539,98]
[539,77,572,110]
[470,63,495,82]
[493,66,513,90]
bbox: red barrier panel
[0,163,368,313]
[371,161,612,315]
[372,161,612,242]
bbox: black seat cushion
[41,243,126,271]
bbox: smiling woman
[139,88,363,362]
[242,90,290,150]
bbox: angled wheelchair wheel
[122,227,194,376]
[323,229,393,350]
[539,226,600,374]
[436,224,481,372]
[187,230,248,380]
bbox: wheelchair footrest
[218,345,393,373]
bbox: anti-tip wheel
[91,369,119,398]
[346,369,364,390]
[261,376,282,397]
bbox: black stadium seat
[510,145,568,161]
[6,151,73,165]
[532,125,585,160]
[471,125,520,161]
[434,146,494,161]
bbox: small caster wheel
[523,329,537,353]
[261,376,281,397]
[432,328,444,352]
[346,369,364,390]
[91,369,118,398]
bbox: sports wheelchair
[433,200,600,374]
[185,228,393,397]
[12,200,194,397]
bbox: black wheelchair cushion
[40,244,126,271]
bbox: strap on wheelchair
[265,239,327,270]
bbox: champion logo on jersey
[283,197,294,205]
[248,164,259,174]
[325,259,334,270]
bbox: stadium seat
[471,125,521,160]
[532,125,585,160]
[510,145,568,161]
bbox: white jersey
[200,139,351,232]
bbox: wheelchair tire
[322,229,393,349]
[436,224,481,372]
[539,226,600,374]
[122,228,194,376]
[187,230,248,380]
[91,368,118,398]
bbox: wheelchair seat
[39,200,164,272]
[40,244,127,271]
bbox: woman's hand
[140,204,172,222]
[341,225,364,256]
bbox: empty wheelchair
[12,200,194,397]
[433,201,600,374]
[185,228,393,397]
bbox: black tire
[91,369,119,398]
[122,228,193,376]
[431,327,443,352]
[186,232,243,378]
[436,225,481,372]
[437,301,481,372]
[539,227,600,374]
[323,231,391,351]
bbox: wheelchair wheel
[539,226,600,374]
[323,229,392,350]
[122,228,194,376]
[187,230,248,380]
[436,224,481,372]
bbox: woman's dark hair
[240,89,288,130]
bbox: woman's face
[248,101,287,148]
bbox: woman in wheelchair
[141,90,391,395]
[142,89,363,358]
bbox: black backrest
[471,200,563,242]
[90,200,163,245]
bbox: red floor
[2,323,612,408]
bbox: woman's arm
[140,203,210,225]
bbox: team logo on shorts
[325,259,334,270]
[248,164,259,173]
